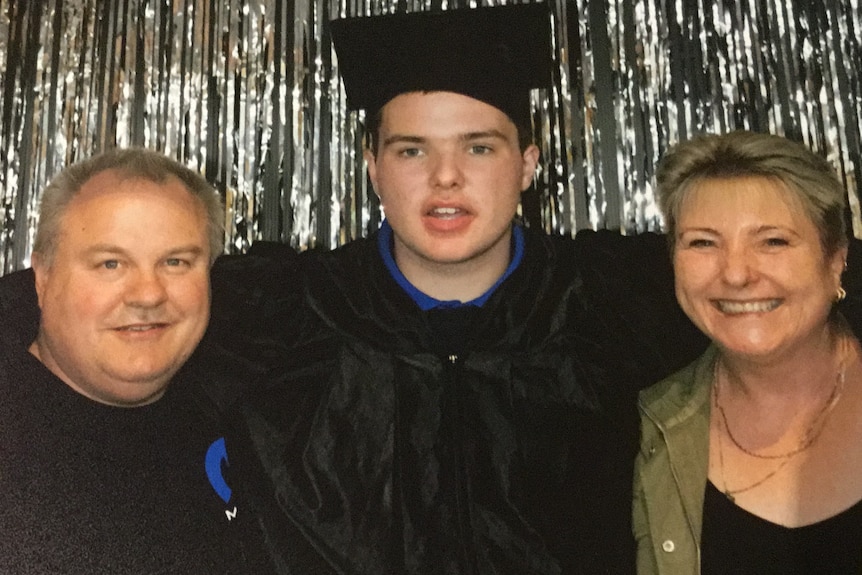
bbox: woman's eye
[687,238,714,248]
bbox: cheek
[672,258,715,312]
[53,288,115,324]
[377,160,419,184]
[673,281,697,319]
[486,169,525,207]
[173,277,211,315]
[374,174,412,209]
[378,188,418,217]
[673,256,704,294]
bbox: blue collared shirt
[377,219,524,311]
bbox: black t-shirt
[701,480,862,574]
[0,349,274,574]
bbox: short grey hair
[656,130,847,256]
[34,148,224,265]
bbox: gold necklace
[712,334,848,500]
[713,428,792,502]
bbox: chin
[420,248,474,265]
[109,366,175,391]
[109,384,170,407]
[718,340,781,360]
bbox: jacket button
[662,540,675,553]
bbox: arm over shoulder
[572,229,708,389]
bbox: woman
[633,131,862,574]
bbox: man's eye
[765,237,790,247]
[398,148,422,158]
[470,145,492,154]
[165,258,188,267]
[102,260,119,269]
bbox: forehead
[378,91,517,136]
[59,170,208,241]
[680,176,809,224]
[69,170,202,215]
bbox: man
[0,149,274,573]
[209,5,708,574]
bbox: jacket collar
[639,345,717,431]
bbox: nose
[430,151,463,190]
[720,244,757,287]
[124,269,169,308]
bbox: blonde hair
[656,131,847,256]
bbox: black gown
[203,226,708,574]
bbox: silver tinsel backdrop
[0,0,860,273]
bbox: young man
[212,5,707,573]
[0,149,274,573]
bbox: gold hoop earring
[836,286,847,302]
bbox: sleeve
[632,412,661,575]
[193,248,305,418]
[0,268,40,350]
[572,229,709,391]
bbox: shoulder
[211,244,298,292]
[536,228,708,386]
[0,269,39,349]
[0,268,36,302]
[639,347,717,426]
[516,226,670,288]
[569,229,674,293]
[299,234,379,274]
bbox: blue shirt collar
[377,219,525,311]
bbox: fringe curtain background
[0,0,860,273]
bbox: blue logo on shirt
[205,437,232,504]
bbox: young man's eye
[101,260,120,269]
[470,145,492,155]
[398,147,423,158]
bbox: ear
[519,144,540,191]
[830,244,849,291]
[363,148,380,197]
[31,253,49,310]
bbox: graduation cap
[329,3,554,129]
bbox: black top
[701,480,862,574]
[0,270,275,574]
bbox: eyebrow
[677,227,717,235]
[381,129,511,148]
[82,245,206,258]
[677,225,800,237]
[381,134,425,148]
[163,246,207,259]
[461,129,509,142]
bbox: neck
[719,322,847,402]
[393,233,512,303]
[28,337,166,408]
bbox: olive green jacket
[632,346,717,575]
